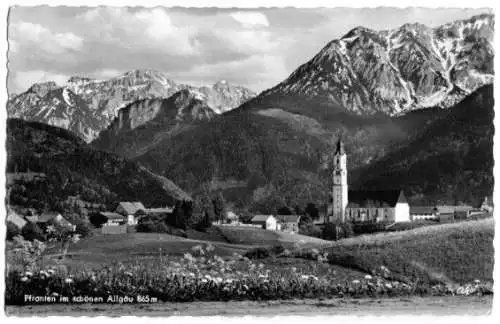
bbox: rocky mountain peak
[264,13,494,116]
[27,81,60,97]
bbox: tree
[89,212,108,228]
[73,219,92,238]
[21,222,45,241]
[213,192,226,224]
[305,203,319,220]
[239,210,254,224]
[136,216,157,233]
[197,194,216,228]
[322,222,354,241]
[277,206,293,215]
[168,201,186,229]
[45,221,80,258]
[6,222,21,241]
[182,200,194,226]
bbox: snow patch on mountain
[263,13,494,116]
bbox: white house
[250,215,277,230]
[481,196,494,213]
[115,202,146,225]
[330,138,410,223]
[100,212,126,226]
[7,210,27,230]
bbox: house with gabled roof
[7,210,27,230]
[37,212,76,231]
[276,215,301,233]
[115,202,146,225]
[251,215,277,230]
[99,211,127,226]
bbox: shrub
[341,222,354,238]
[322,223,339,240]
[88,213,107,228]
[322,222,354,240]
[352,222,387,235]
[6,222,22,241]
[244,244,285,259]
[21,222,45,241]
[299,223,322,238]
[73,220,92,238]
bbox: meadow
[294,219,495,284]
[5,219,494,305]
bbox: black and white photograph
[1,1,496,317]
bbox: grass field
[36,225,330,271]
[296,219,495,285]
[217,226,330,247]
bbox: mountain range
[6,13,495,211]
[261,13,493,115]
[7,69,255,142]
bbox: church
[329,138,410,223]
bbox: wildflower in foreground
[64,278,73,284]
[352,279,360,284]
[24,271,33,277]
[364,275,373,280]
[20,276,29,282]
[474,279,481,284]
[47,269,56,275]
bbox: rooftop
[251,215,274,222]
[347,190,407,208]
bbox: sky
[7,6,492,94]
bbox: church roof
[346,190,407,208]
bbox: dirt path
[6,296,493,316]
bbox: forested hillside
[6,119,191,213]
[352,85,494,206]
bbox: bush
[136,217,160,233]
[244,244,285,259]
[21,222,45,241]
[352,222,388,235]
[322,222,354,241]
[74,220,92,238]
[88,213,107,228]
[6,222,22,241]
[299,223,322,238]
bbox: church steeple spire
[335,137,345,155]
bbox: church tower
[332,138,348,223]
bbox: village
[6,139,494,239]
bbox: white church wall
[394,203,410,222]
